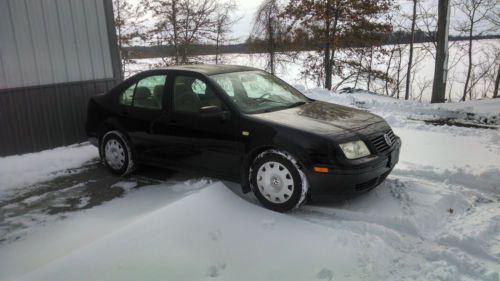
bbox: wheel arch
[98,117,128,141]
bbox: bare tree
[493,64,500,98]
[486,1,500,98]
[147,0,222,65]
[384,13,406,97]
[283,0,392,90]
[415,1,437,58]
[405,0,417,100]
[213,1,239,64]
[113,0,145,76]
[455,0,497,101]
[431,0,450,103]
[251,0,286,75]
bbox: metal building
[0,0,122,156]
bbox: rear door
[117,71,168,155]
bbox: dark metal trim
[103,0,123,81]
[0,79,119,156]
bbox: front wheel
[249,150,309,212]
[100,130,136,176]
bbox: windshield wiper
[285,101,308,108]
[260,101,308,113]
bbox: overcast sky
[229,0,262,41]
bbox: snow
[0,144,99,198]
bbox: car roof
[156,64,261,76]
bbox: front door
[152,73,242,178]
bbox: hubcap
[104,139,126,170]
[256,161,294,204]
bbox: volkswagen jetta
[86,65,401,212]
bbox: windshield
[210,70,309,114]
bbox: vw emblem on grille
[384,133,393,146]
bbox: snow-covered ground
[0,144,98,199]
[0,88,499,280]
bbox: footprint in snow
[209,229,222,241]
[261,219,275,229]
[206,262,226,280]
[316,268,334,281]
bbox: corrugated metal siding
[0,0,122,156]
[0,0,114,89]
[0,79,117,156]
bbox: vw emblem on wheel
[384,133,393,146]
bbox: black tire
[249,150,309,212]
[100,130,136,176]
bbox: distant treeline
[123,32,500,59]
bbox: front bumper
[307,139,401,202]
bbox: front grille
[370,130,396,153]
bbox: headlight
[339,140,370,159]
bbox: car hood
[251,101,390,138]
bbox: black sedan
[86,65,401,212]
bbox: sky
[225,0,261,41]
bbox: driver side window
[173,75,222,113]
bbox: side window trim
[119,82,137,107]
[131,82,137,107]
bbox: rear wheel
[249,150,309,212]
[100,130,136,176]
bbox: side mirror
[200,105,229,120]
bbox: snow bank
[0,144,98,197]
[4,183,362,281]
[305,88,500,127]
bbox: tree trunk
[215,28,220,64]
[396,47,402,99]
[116,0,125,74]
[267,17,275,75]
[354,55,362,88]
[326,6,339,91]
[385,48,395,96]
[322,0,335,90]
[431,0,450,103]
[367,45,373,92]
[461,11,476,101]
[405,0,417,100]
[494,63,500,98]
[171,0,179,65]
[324,46,332,90]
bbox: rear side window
[119,75,167,109]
